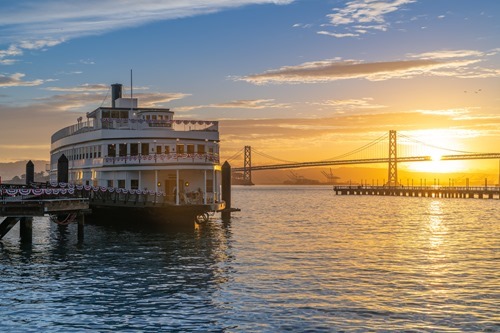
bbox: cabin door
[165,179,176,202]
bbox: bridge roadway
[232,153,500,171]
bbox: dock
[334,185,500,199]
[1,184,90,243]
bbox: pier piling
[78,214,85,242]
[26,160,34,185]
[221,161,232,221]
[20,217,33,244]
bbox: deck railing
[51,118,219,143]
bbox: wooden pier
[1,187,90,243]
[334,185,500,199]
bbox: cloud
[0,0,295,62]
[139,92,191,107]
[178,99,290,111]
[0,45,22,65]
[320,0,415,38]
[314,98,387,110]
[0,73,44,87]
[237,49,500,84]
[44,84,110,92]
[34,90,190,112]
[317,31,359,38]
[328,0,416,25]
[408,49,486,60]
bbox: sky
[0,0,499,176]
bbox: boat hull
[87,201,224,226]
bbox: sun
[404,129,469,173]
[430,152,442,162]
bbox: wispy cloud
[178,99,290,111]
[0,0,294,64]
[320,0,415,38]
[237,49,500,84]
[44,84,109,92]
[0,73,44,87]
[317,31,359,38]
[314,98,387,110]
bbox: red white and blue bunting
[1,182,165,197]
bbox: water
[1,185,498,332]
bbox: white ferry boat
[49,83,226,224]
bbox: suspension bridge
[228,130,500,186]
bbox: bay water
[1,185,498,332]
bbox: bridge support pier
[20,217,33,244]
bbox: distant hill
[0,160,49,182]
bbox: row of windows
[101,110,171,121]
[107,143,210,157]
[56,142,214,161]
[58,145,102,161]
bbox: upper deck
[51,83,219,144]
[51,117,218,144]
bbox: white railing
[103,153,219,165]
[51,118,219,143]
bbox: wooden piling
[78,214,85,242]
[26,160,34,185]
[20,217,33,243]
[221,161,232,221]
[57,154,69,183]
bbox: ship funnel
[111,83,123,108]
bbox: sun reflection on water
[427,200,448,250]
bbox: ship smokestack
[111,83,122,108]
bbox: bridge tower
[243,145,253,185]
[387,130,398,186]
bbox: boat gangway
[333,185,500,199]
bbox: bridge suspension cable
[397,132,479,155]
[321,132,388,161]
[225,148,244,162]
[252,148,299,164]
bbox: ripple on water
[1,186,499,332]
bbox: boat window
[131,180,139,190]
[156,145,162,154]
[141,143,149,155]
[111,110,120,118]
[197,144,205,154]
[118,180,125,188]
[187,144,195,154]
[164,146,170,154]
[152,115,157,120]
[120,111,128,119]
[176,144,184,154]
[130,143,138,156]
[146,115,150,120]
[206,179,214,192]
[209,147,214,154]
[107,180,114,188]
[119,144,127,157]
[108,144,116,157]
[102,110,110,118]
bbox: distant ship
[49,83,225,224]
